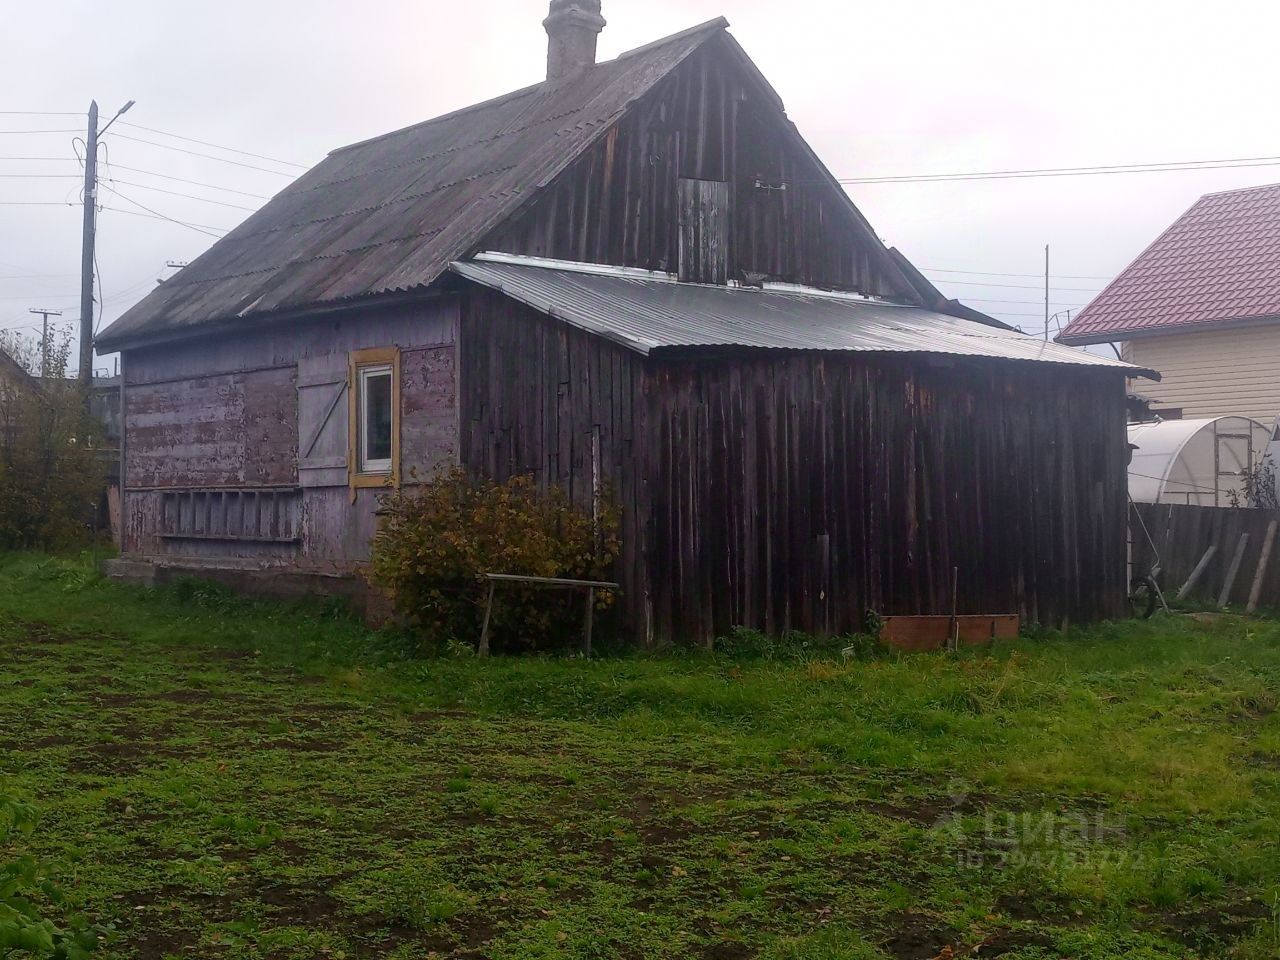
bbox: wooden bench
[478,573,621,656]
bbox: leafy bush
[1229,455,1280,510]
[1,793,104,959]
[0,330,107,551]
[368,467,620,653]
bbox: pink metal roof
[1059,182,1280,345]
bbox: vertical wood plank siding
[647,355,1130,639]
[485,45,902,296]
[460,291,1130,645]
[459,289,654,638]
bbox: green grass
[2,552,1280,958]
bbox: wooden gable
[481,36,919,300]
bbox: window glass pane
[361,368,393,470]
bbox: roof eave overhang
[451,259,1162,380]
[1059,312,1280,347]
[96,284,448,354]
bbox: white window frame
[357,363,394,475]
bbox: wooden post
[1218,533,1250,609]
[582,586,595,657]
[478,580,496,657]
[1177,544,1218,600]
[947,566,959,653]
[1247,519,1279,613]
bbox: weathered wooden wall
[1132,502,1280,609]
[458,289,655,637]
[459,290,1131,644]
[484,42,908,297]
[645,354,1131,640]
[121,298,459,568]
[125,368,298,489]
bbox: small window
[348,346,399,488]
[358,364,394,474]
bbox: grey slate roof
[452,254,1159,378]
[96,18,730,350]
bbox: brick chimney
[543,0,606,81]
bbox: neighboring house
[0,348,36,450]
[0,348,33,391]
[96,3,1151,642]
[1059,182,1280,424]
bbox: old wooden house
[97,3,1154,642]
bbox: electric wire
[116,121,308,169]
[98,202,229,236]
[98,164,270,199]
[933,278,1102,292]
[103,178,258,211]
[923,267,1115,281]
[834,155,1280,184]
[0,129,81,135]
[108,134,300,176]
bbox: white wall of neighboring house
[1122,323,1280,424]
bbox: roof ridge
[328,17,730,159]
[1200,179,1280,200]
[615,16,730,61]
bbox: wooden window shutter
[297,355,350,489]
[678,178,731,285]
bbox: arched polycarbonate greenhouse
[1128,416,1274,506]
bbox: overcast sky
[4,0,1279,374]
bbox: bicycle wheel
[1129,576,1159,620]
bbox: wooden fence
[1132,503,1280,610]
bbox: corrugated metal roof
[96,18,730,351]
[1060,182,1280,345]
[452,254,1159,378]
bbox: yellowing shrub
[368,468,620,653]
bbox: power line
[983,311,1055,319]
[933,277,1101,293]
[103,164,270,199]
[101,204,228,232]
[0,201,75,207]
[103,177,258,211]
[0,128,81,135]
[99,189,229,237]
[960,296,1091,307]
[836,154,1280,184]
[116,120,309,169]
[0,174,81,179]
[0,258,73,275]
[924,266,1114,281]
[108,133,300,176]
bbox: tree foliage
[0,330,106,550]
[369,467,620,653]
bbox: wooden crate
[880,615,1020,653]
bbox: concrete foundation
[101,557,393,622]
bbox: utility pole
[78,100,99,388]
[1044,244,1050,343]
[77,98,134,389]
[27,308,63,378]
